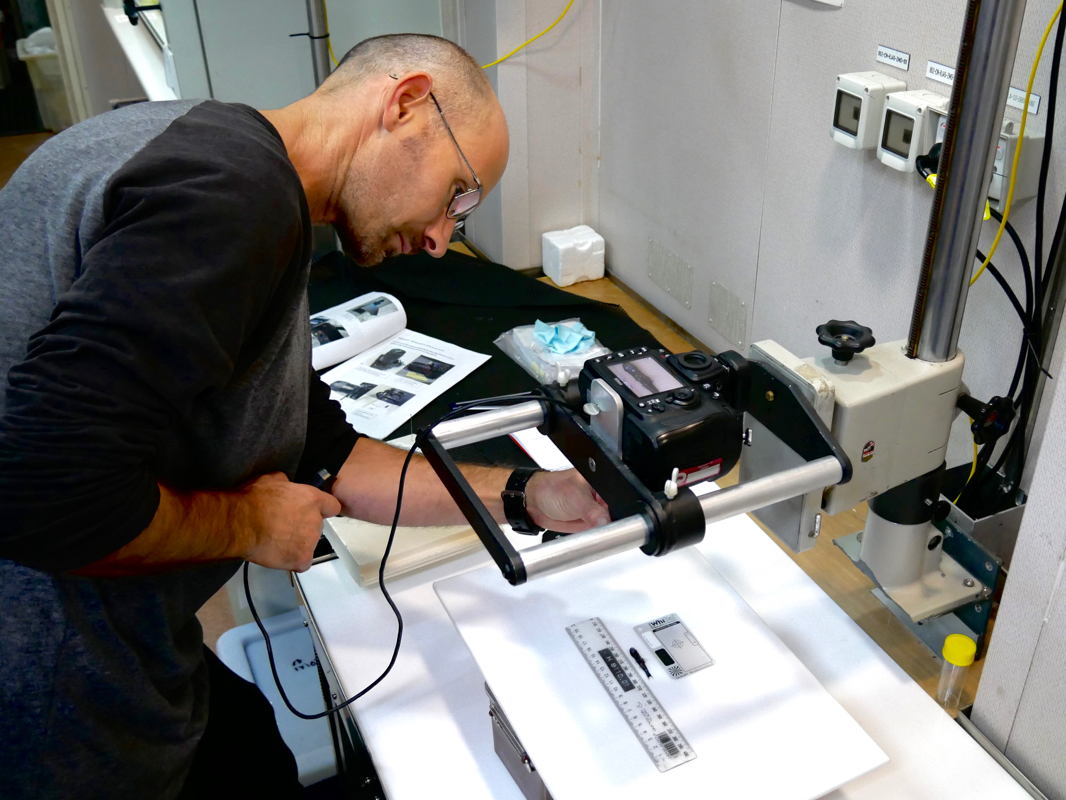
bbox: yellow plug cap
[943,634,977,667]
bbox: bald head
[262,34,507,266]
[321,34,496,130]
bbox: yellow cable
[323,0,338,66]
[971,2,1062,286]
[481,0,575,69]
[954,420,979,504]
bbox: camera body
[579,347,746,492]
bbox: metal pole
[698,456,843,525]
[431,402,547,449]
[521,516,653,581]
[907,0,1029,362]
[305,0,332,87]
[517,456,843,581]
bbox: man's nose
[423,215,456,258]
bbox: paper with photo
[323,330,490,440]
[310,291,406,371]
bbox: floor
[0,132,51,188]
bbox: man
[0,34,609,798]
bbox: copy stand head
[421,348,851,585]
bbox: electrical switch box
[989,118,1045,213]
[877,90,950,172]
[832,72,907,150]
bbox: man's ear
[383,72,434,133]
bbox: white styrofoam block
[542,225,605,287]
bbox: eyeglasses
[429,92,482,220]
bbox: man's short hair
[323,34,495,127]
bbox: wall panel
[597,0,782,354]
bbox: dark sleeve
[0,119,306,573]
[294,368,361,485]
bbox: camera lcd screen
[881,109,914,158]
[833,90,862,136]
[608,357,683,398]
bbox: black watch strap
[501,467,544,535]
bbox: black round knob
[675,351,712,370]
[816,320,875,364]
[670,388,697,406]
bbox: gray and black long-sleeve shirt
[0,99,359,798]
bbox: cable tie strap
[289,31,331,39]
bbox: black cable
[1037,9,1066,304]
[980,207,1040,496]
[245,391,572,720]
[988,208,1034,322]
[981,257,1028,328]
[960,17,1064,504]
[957,440,997,509]
[1044,183,1066,306]
[963,237,1037,507]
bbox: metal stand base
[883,550,984,622]
[835,532,979,659]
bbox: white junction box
[989,118,1045,212]
[831,71,907,150]
[877,90,950,172]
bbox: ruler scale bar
[566,617,696,773]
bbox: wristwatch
[501,467,545,535]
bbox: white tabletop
[436,547,888,800]
[298,511,1031,799]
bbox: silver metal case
[486,684,554,800]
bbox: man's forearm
[332,438,507,526]
[74,473,341,577]
[73,485,255,577]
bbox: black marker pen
[629,647,652,678]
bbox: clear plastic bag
[494,318,610,385]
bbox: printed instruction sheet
[322,330,490,440]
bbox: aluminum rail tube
[305,0,331,87]
[907,0,1029,361]
[699,456,843,525]
[519,456,843,581]
[431,401,547,449]
[520,516,654,581]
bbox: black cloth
[308,248,663,466]
[177,647,304,799]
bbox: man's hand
[73,471,341,577]
[241,472,342,572]
[524,469,611,533]
[332,439,613,532]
